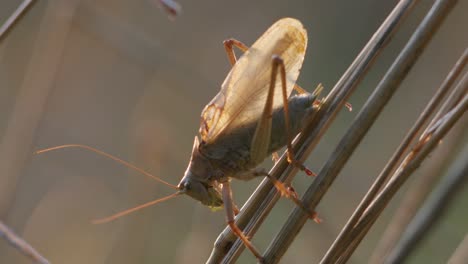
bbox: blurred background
[0,0,466,263]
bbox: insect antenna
[35,144,185,223]
[92,191,183,224]
[35,144,179,189]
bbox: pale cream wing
[200,18,307,144]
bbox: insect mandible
[37,17,324,262]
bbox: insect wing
[200,18,308,144]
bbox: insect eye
[184,182,191,191]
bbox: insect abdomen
[201,93,317,175]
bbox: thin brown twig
[0,0,37,42]
[0,0,80,219]
[326,47,468,263]
[385,142,468,263]
[0,221,50,264]
[344,84,467,264]
[337,90,467,263]
[368,50,467,263]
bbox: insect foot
[296,160,317,177]
[227,220,264,262]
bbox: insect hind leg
[239,54,321,223]
[273,56,317,177]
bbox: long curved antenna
[92,191,182,224]
[35,144,178,190]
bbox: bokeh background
[0,0,467,263]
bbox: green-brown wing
[200,18,307,144]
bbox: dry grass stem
[325,47,467,263]
[369,49,467,263]
[0,221,50,264]
[0,0,79,220]
[385,143,468,263]
[0,0,36,42]
[262,0,459,262]
[338,84,467,263]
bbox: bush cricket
[37,18,327,262]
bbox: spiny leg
[235,168,321,223]
[272,83,310,164]
[223,39,278,164]
[223,38,249,66]
[224,39,308,164]
[267,176,321,223]
[249,55,282,165]
[244,55,320,221]
[221,181,264,262]
[275,56,316,176]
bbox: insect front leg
[221,181,264,262]
[214,183,239,215]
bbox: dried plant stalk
[369,49,467,263]
[385,143,468,263]
[338,85,467,263]
[0,221,50,264]
[262,0,459,263]
[0,0,37,41]
[0,0,80,219]
[339,69,467,262]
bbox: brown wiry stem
[384,142,468,263]
[368,49,467,263]
[337,91,467,263]
[0,221,50,264]
[337,71,467,263]
[263,0,459,262]
[0,0,37,42]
